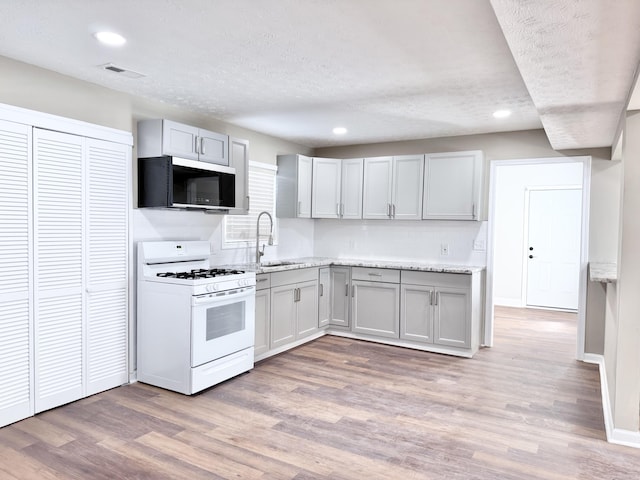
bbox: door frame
[522,185,583,310]
[484,156,591,360]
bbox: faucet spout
[256,211,274,265]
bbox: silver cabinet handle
[392,204,396,218]
[298,200,302,215]
[429,290,433,306]
[387,203,392,217]
[246,196,250,210]
[345,284,349,296]
[368,272,383,277]
[337,203,340,216]
[200,137,206,155]
[472,203,476,219]
[340,203,344,217]
[194,136,199,154]
[257,278,268,283]
[294,287,300,302]
[319,283,324,297]
[434,291,439,306]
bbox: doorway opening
[484,157,591,360]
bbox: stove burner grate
[156,268,245,280]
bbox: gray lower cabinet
[269,268,319,350]
[400,271,475,350]
[351,267,400,339]
[330,267,350,328]
[254,274,271,357]
[318,268,331,327]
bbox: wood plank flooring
[1,306,639,479]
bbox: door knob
[529,247,534,251]
[529,255,534,259]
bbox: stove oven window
[205,302,245,340]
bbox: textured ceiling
[490,0,640,150]
[0,0,639,149]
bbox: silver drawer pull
[257,278,268,282]
[368,273,383,277]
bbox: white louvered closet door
[0,120,33,427]
[85,139,129,395]
[33,128,85,413]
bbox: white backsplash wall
[132,209,314,266]
[313,219,488,265]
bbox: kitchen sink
[260,261,304,268]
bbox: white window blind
[224,162,277,245]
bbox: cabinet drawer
[255,273,271,290]
[270,267,319,287]
[352,267,400,283]
[401,270,470,289]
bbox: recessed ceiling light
[332,127,347,135]
[493,109,512,119]
[94,31,127,47]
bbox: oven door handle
[192,286,255,306]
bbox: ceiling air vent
[99,63,146,79]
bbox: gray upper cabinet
[312,157,342,218]
[276,154,312,218]
[137,119,229,166]
[422,150,483,220]
[363,155,423,220]
[228,137,250,214]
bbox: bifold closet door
[0,120,33,427]
[85,138,129,395]
[33,128,85,413]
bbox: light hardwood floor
[1,306,639,479]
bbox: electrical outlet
[440,243,449,256]
[473,239,486,251]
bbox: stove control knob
[206,284,218,292]
[239,279,247,287]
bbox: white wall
[492,162,583,307]
[314,219,487,265]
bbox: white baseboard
[582,354,640,449]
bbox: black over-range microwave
[138,156,236,210]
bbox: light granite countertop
[589,262,617,283]
[227,257,484,275]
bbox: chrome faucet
[255,211,274,265]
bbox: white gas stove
[137,241,256,395]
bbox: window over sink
[223,161,278,247]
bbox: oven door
[191,286,255,367]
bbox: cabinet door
[33,129,85,413]
[85,139,129,396]
[330,267,350,328]
[392,155,423,220]
[362,157,393,219]
[0,121,33,427]
[400,284,433,343]
[297,155,313,218]
[318,268,330,327]
[161,120,198,160]
[423,151,482,220]
[433,287,470,348]
[296,280,319,339]
[199,129,229,166]
[254,289,270,357]
[270,285,296,348]
[341,159,363,219]
[312,158,341,218]
[352,280,399,338]
[228,137,249,214]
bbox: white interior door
[526,188,582,310]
